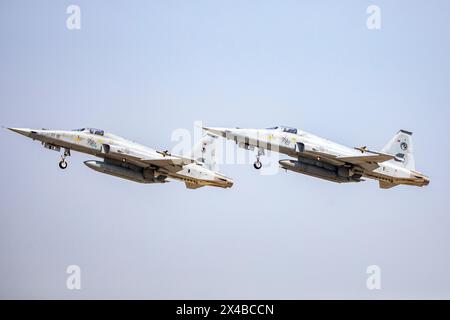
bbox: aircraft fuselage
[204,126,429,188]
[8,127,233,189]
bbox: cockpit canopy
[266,126,298,134]
[72,128,105,136]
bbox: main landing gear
[59,149,71,170]
[253,148,265,170]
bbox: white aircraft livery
[7,127,233,189]
[203,126,429,189]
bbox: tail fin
[381,130,415,170]
[191,134,218,171]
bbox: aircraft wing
[333,152,395,171]
[141,156,195,167]
[100,143,196,168]
[336,153,394,165]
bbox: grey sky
[0,0,449,299]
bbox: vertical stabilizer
[191,134,219,172]
[381,130,415,170]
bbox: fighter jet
[203,126,429,189]
[7,127,233,189]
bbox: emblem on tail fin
[400,142,408,151]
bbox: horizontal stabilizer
[185,182,204,189]
[379,181,398,189]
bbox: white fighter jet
[7,127,233,189]
[203,126,429,189]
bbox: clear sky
[0,0,449,299]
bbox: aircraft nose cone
[202,127,230,138]
[7,127,33,137]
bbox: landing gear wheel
[253,148,265,170]
[253,161,262,170]
[59,160,67,169]
[59,150,70,170]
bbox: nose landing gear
[59,149,71,170]
[253,148,265,170]
[253,160,262,170]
